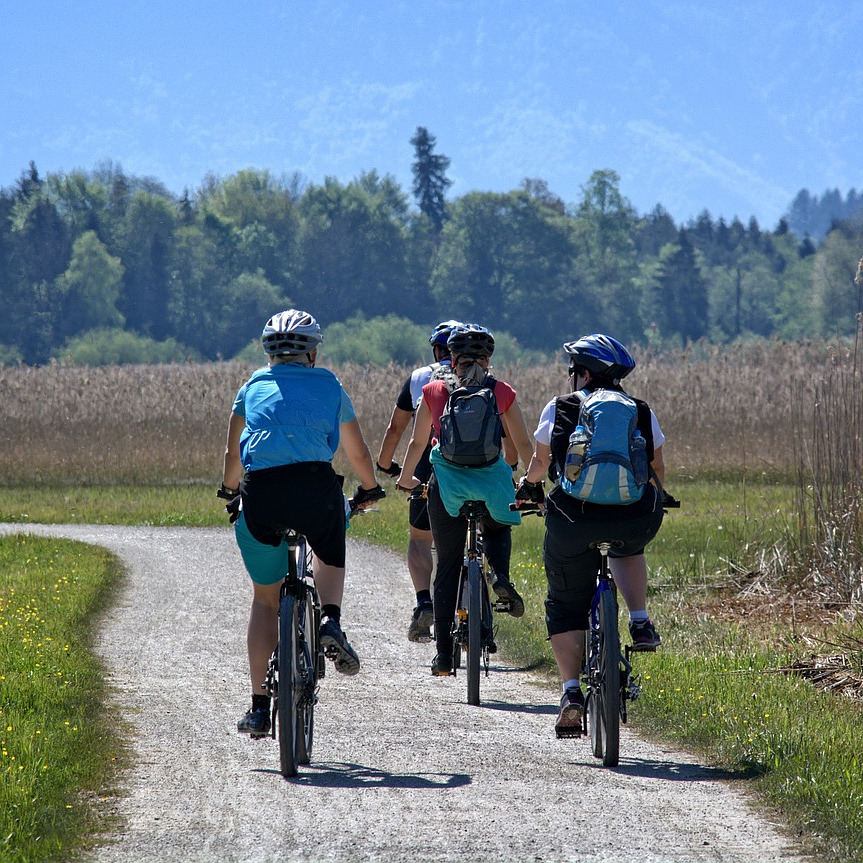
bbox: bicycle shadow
[583,756,749,782]
[253,761,472,789]
[473,698,557,716]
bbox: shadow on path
[253,761,472,789]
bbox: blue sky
[2,1,860,229]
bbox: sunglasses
[456,355,489,367]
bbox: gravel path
[3,525,803,862]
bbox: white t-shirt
[533,396,666,448]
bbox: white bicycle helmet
[261,309,323,356]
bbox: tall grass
[1,336,860,598]
[0,341,841,487]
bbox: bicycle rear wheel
[277,592,301,777]
[466,558,482,706]
[596,588,621,766]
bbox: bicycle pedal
[555,727,583,739]
[492,600,511,613]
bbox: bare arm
[376,406,413,468]
[339,418,379,490]
[524,441,552,484]
[222,412,245,491]
[500,398,535,470]
[396,397,434,489]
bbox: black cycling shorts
[240,462,346,569]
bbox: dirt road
[3,525,803,862]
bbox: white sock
[562,678,580,692]
[629,610,649,623]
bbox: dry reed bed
[0,341,848,486]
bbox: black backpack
[438,376,502,467]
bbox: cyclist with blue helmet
[514,333,666,736]
[397,324,535,676]
[376,320,462,643]
[221,309,384,737]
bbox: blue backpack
[559,388,648,504]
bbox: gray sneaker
[407,601,434,643]
[555,687,584,738]
[319,616,361,676]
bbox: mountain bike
[452,499,515,706]
[406,487,510,706]
[260,495,380,779]
[584,492,680,766]
[258,525,322,778]
[516,492,680,767]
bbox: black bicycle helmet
[563,334,635,384]
[429,319,463,347]
[446,323,495,357]
[261,309,323,356]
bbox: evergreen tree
[410,127,451,232]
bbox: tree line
[1,127,861,366]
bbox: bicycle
[517,492,679,767]
[407,486,512,706]
[234,492,382,779]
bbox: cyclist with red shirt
[396,324,534,676]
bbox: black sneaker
[407,600,434,643]
[629,618,661,651]
[555,687,584,736]
[319,616,361,675]
[431,653,453,676]
[491,573,525,617]
[237,705,271,736]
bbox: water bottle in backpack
[564,424,589,482]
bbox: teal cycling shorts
[235,511,290,585]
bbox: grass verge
[0,534,127,863]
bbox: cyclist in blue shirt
[220,309,384,737]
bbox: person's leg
[549,629,584,683]
[247,580,282,696]
[606,503,664,649]
[608,554,647,614]
[481,517,524,617]
[543,509,596,731]
[427,477,466,669]
[406,492,436,642]
[407,526,434,593]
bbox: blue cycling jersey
[232,364,356,471]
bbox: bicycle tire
[467,558,482,706]
[452,566,467,672]
[586,629,603,758]
[295,583,316,765]
[277,591,301,778]
[597,587,621,766]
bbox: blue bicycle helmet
[447,323,495,357]
[563,334,635,384]
[429,319,463,347]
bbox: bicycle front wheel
[467,558,482,706]
[277,592,300,777]
[597,587,621,766]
